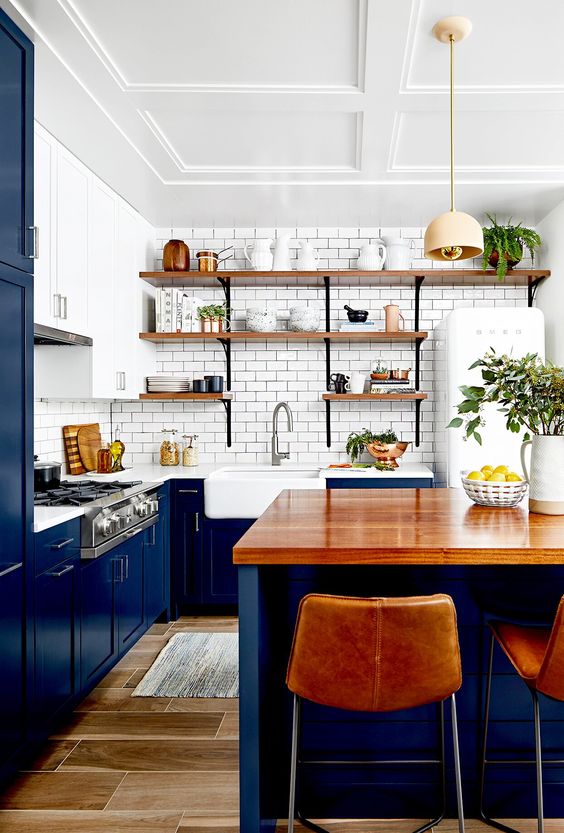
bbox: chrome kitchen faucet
[271,402,294,466]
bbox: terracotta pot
[370,372,389,381]
[366,440,409,469]
[488,249,521,271]
[163,239,190,271]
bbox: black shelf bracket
[216,276,231,326]
[413,276,425,448]
[218,338,231,391]
[528,276,545,307]
[415,398,422,448]
[324,276,332,447]
[414,275,425,331]
[220,399,232,447]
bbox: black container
[34,456,62,492]
[344,304,368,322]
[204,375,224,393]
[193,379,209,393]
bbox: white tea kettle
[244,238,273,271]
[357,241,386,271]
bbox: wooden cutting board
[77,424,102,473]
[62,423,99,476]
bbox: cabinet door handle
[61,295,68,320]
[124,554,129,580]
[178,489,199,494]
[47,563,74,578]
[50,537,74,551]
[0,562,22,578]
[53,293,62,318]
[125,527,143,539]
[194,512,200,533]
[113,557,124,583]
[122,371,126,390]
[27,225,39,259]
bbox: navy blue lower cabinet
[144,485,170,625]
[80,551,118,688]
[326,477,433,489]
[203,518,254,605]
[115,533,145,653]
[33,550,80,731]
[172,482,204,612]
[0,562,25,769]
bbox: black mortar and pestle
[344,304,369,323]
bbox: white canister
[382,237,413,271]
[288,306,320,332]
[246,307,278,332]
[521,435,564,515]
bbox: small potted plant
[346,427,408,468]
[198,303,227,333]
[197,304,213,332]
[482,214,542,280]
[371,361,389,381]
[448,350,564,514]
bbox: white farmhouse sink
[204,466,324,519]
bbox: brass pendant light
[424,17,483,261]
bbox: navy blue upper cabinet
[0,10,34,272]
[144,485,170,625]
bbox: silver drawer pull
[27,225,39,259]
[125,527,143,538]
[194,512,200,533]
[47,563,74,578]
[178,489,199,494]
[0,562,22,578]
[50,537,74,551]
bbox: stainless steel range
[34,480,160,558]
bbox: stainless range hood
[34,323,93,347]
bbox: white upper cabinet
[34,124,156,400]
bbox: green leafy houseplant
[448,350,564,444]
[346,428,399,462]
[482,214,542,280]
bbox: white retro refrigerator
[434,307,545,487]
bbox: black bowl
[345,307,368,322]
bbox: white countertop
[33,462,434,533]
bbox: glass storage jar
[96,442,113,474]
[182,434,199,467]
[160,428,179,466]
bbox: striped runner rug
[132,632,239,698]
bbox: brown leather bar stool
[480,597,564,833]
[286,593,465,833]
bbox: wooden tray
[77,424,102,473]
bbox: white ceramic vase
[272,234,292,270]
[296,240,319,271]
[244,239,274,271]
[521,435,564,514]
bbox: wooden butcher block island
[234,488,564,832]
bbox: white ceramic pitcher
[382,237,413,270]
[244,239,273,271]
[521,435,564,514]
[357,242,386,271]
[272,233,292,270]
[296,240,319,271]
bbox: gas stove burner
[34,479,143,507]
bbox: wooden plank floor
[0,615,558,833]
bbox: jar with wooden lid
[182,434,199,467]
[160,428,179,466]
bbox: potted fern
[482,214,542,280]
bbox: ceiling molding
[399,0,564,95]
[57,0,368,95]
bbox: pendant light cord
[449,34,455,212]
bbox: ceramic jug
[382,237,412,271]
[244,239,274,271]
[296,240,319,271]
[384,304,405,332]
[272,233,292,270]
[349,371,366,394]
[357,242,386,271]
[521,435,564,514]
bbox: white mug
[349,372,366,394]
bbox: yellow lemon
[506,472,522,482]
[467,471,486,481]
[487,472,506,482]
[481,465,494,475]
[493,465,510,475]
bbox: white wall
[536,200,564,364]
[35,226,531,470]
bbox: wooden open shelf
[140,268,550,288]
[322,393,428,401]
[139,392,232,401]
[140,330,427,343]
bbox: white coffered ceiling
[3,0,564,225]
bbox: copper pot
[366,441,409,468]
[163,239,190,271]
[488,249,521,271]
[197,250,219,272]
[390,368,411,381]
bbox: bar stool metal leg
[532,691,545,833]
[288,693,300,833]
[451,693,465,833]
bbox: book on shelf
[155,288,202,333]
[338,321,381,331]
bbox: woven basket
[461,476,528,508]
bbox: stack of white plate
[146,376,191,393]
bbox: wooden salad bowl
[366,441,409,468]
